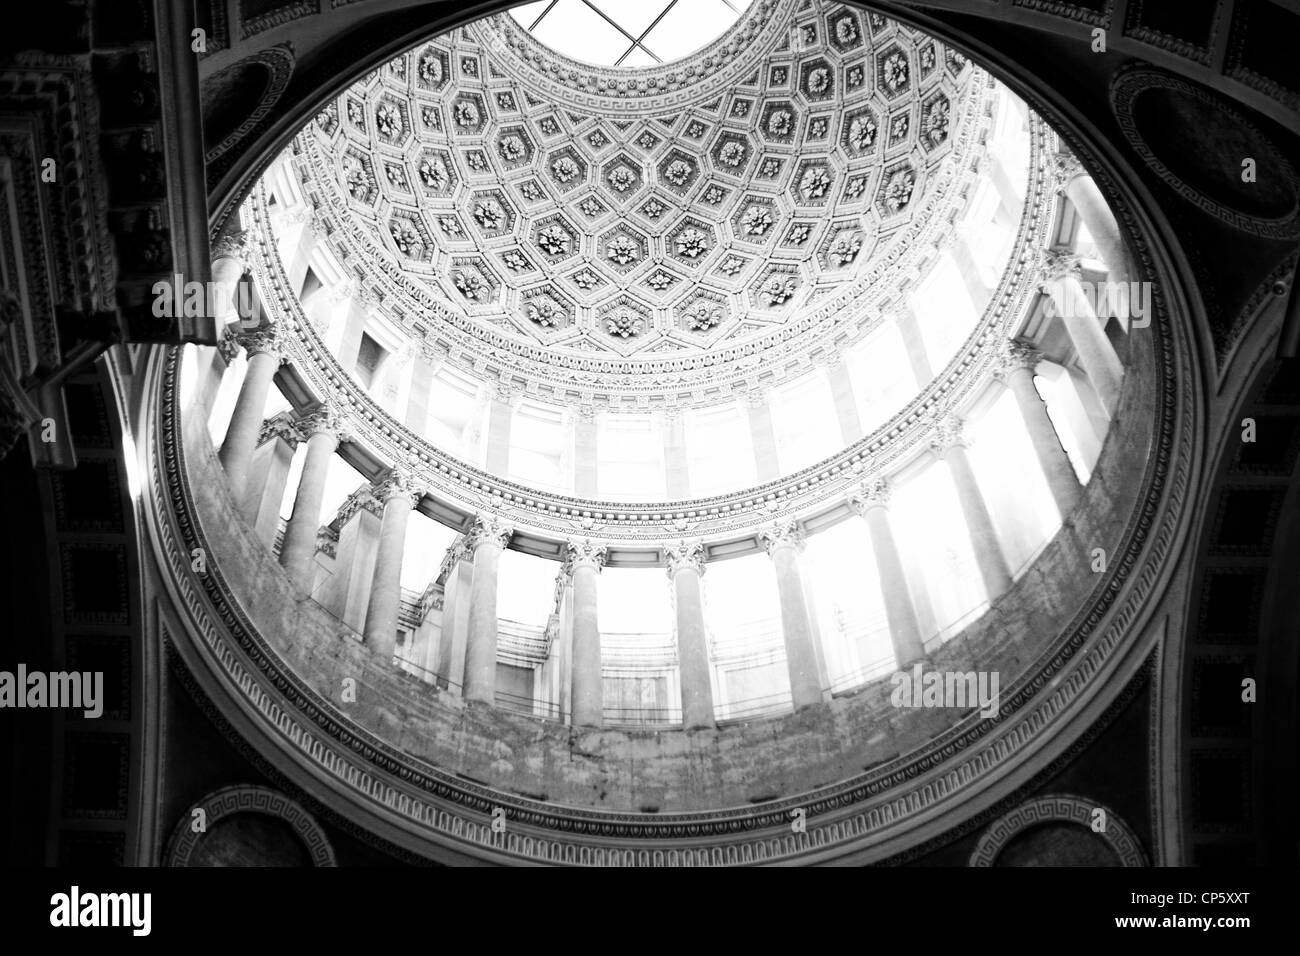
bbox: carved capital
[235,325,286,361]
[299,402,346,441]
[563,538,607,574]
[1037,248,1083,288]
[742,386,769,409]
[211,229,254,268]
[467,513,513,551]
[759,521,805,555]
[258,411,302,448]
[575,403,597,424]
[216,326,241,365]
[1051,152,1085,193]
[849,476,892,514]
[928,413,968,454]
[665,540,706,578]
[333,484,384,527]
[991,341,1042,380]
[493,381,525,407]
[374,466,424,506]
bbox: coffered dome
[297,0,989,402]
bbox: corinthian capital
[210,229,255,268]
[759,521,805,555]
[374,466,424,506]
[1037,248,1083,288]
[991,341,1042,380]
[467,513,513,551]
[258,411,303,448]
[1051,152,1085,193]
[563,539,607,574]
[299,402,347,441]
[928,413,968,454]
[849,476,892,515]
[235,325,286,362]
[664,540,706,578]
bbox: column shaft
[861,504,926,666]
[825,360,863,444]
[745,397,781,482]
[463,542,504,704]
[218,348,279,500]
[1065,175,1130,285]
[1005,366,1082,519]
[767,544,823,709]
[570,563,603,728]
[672,566,715,729]
[363,494,414,658]
[944,444,1013,599]
[1046,275,1123,417]
[280,429,339,594]
[896,307,934,388]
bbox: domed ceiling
[297,0,993,406]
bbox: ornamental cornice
[243,179,1056,545]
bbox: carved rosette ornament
[564,539,608,574]
[374,466,425,506]
[664,540,707,578]
[758,521,806,554]
[467,513,514,551]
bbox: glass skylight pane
[848,324,913,434]
[913,257,977,371]
[401,519,458,590]
[687,403,756,496]
[529,0,630,65]
[590,0,667,39]
[641,0,735,61]
[509,0,554,31]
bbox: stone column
[893,303,934,388]
[279,404,343,595]
[947,224,993,313]
[666,541,715,730]
[573,403,598,497]
[362,468,424,659]
[1039,250,1123,417]
[240,412,300,548]
[484,382,520,477]
[565,540,607,728]
[218,326,284,502]
[744,388,781,482]
[759,522,824,710]
[993,342,1082,520]
[661,406,690,499]
[433,539,473,691]
[1054,153,1131,286]
[193,231,253,416]
[759,522,821,712]
[849,479,927,667]
[462,514,514,705]
[822,352,863,445]
[930,415,1013,600]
